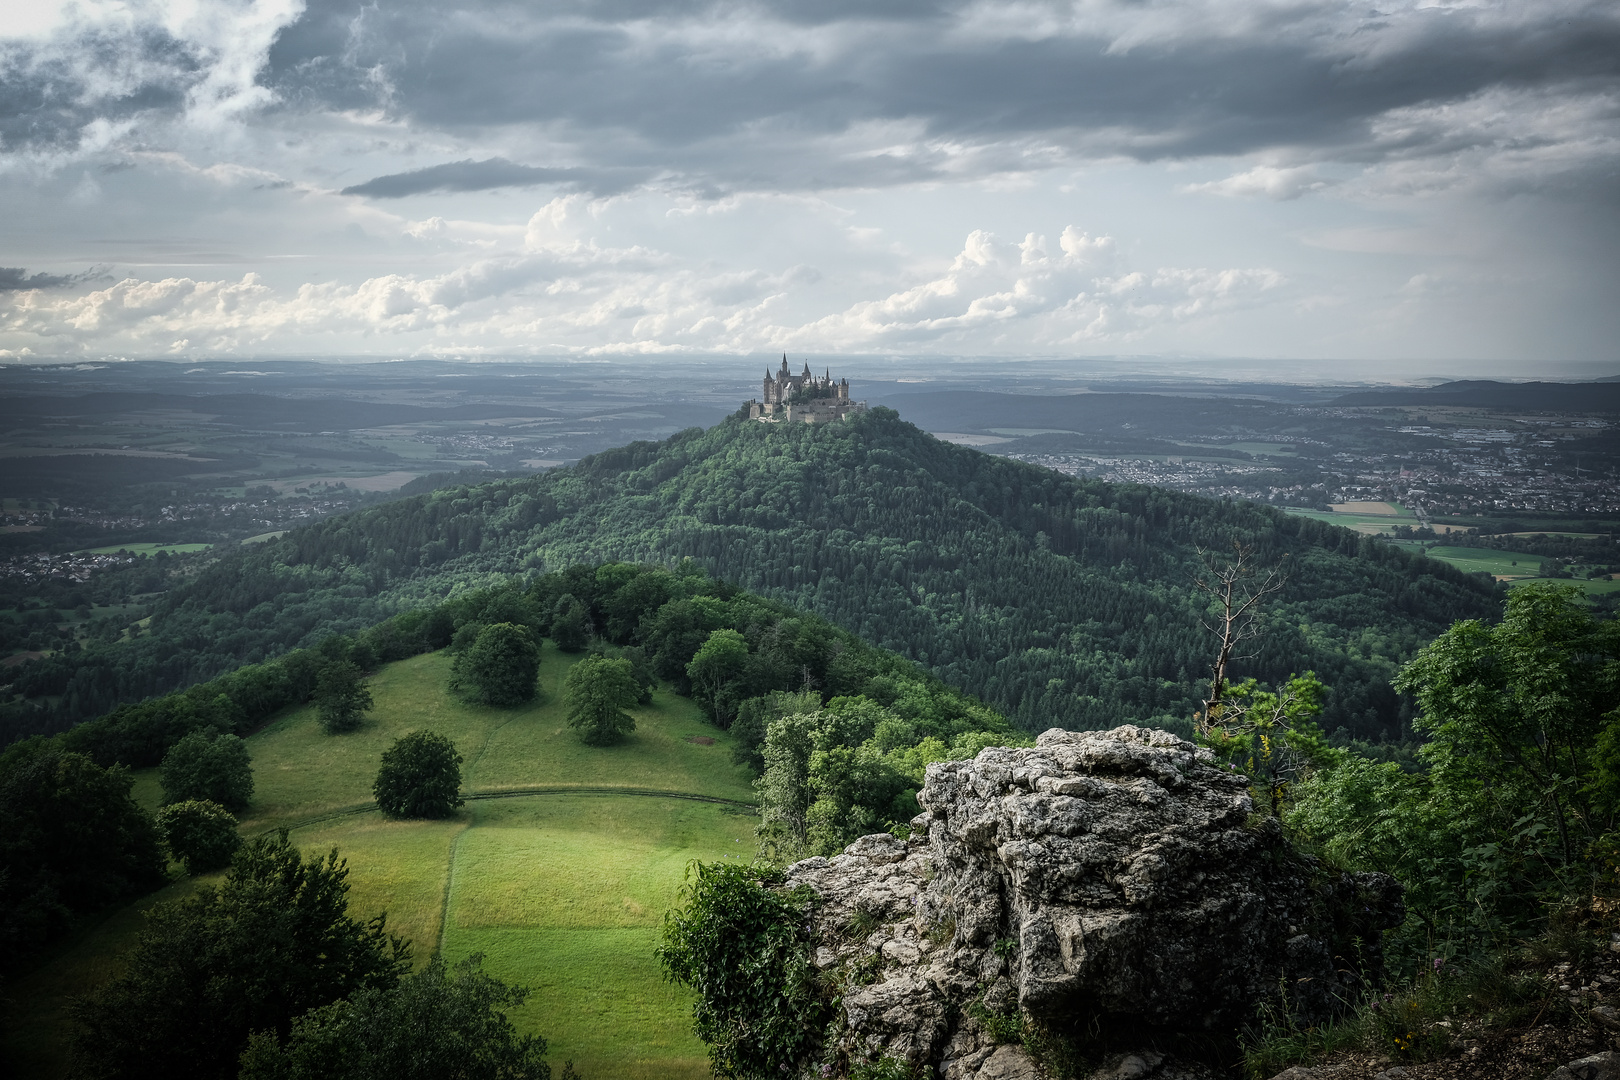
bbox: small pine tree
[156,799,241,875]
[373,732,464,819]
[564,656,640,746]
[315,660,373,734]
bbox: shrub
[374,731,464,819]
[657,863,825,1079]
[451,622,541,707]
[564,655,640,746]
[160,731,254,813]
[156,799,240,874]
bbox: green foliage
[154,798,240,875]
[67,831,410,1080]
[373,730,464,819]
[564,655,640,746]
[1200,672,1338,817]
[850,1058,925,1080]
[13,410,1501,752]
[0,745,166,973]
[238,954,559,1080]
[550,595,592,652]
[657,862,826,1080]
[686,628,750,727]
[159,730,254,813]
[451,621,542,707]
[1290,583,1620,960]
[757,696,1023,858]
[315,660,373,734]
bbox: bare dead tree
[1192,541,1288,735]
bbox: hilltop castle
[745,356,867,423]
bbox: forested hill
[10,409,1501,740]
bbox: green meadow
[1419,545,1550,579]
[75,542,214,555]
[5,645,757,1079]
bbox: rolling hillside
[12,409,1503,741]
[4,644,754,1079]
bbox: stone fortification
[783,726,1404,1080]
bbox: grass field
[1286,508,1404,535]
[1419,546,1550,579]
[75,542,213,555]
[4,645,754,1078]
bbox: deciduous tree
[159,731,254,813]
[451,622,541,707]
[314,660,372,735]
[68,832,409,1080]
[155,798,240,875]
[564,656,640,746]
[373,731,464,819]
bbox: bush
[155,799,240,874]
[564,655,640,746]
[159,731,254,813]
[315,660,373,734]
[68,831,410,1080]
[238,954,564,1080]
[374,731,464,819]
[451,622,541,707]
[657,863,826,1079]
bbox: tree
[564,656,640,746]
[451,622,541,707]
[686,628,750,727]
[657,862,825,1080]
[239,954,564,1080]
[374,731,464,819]
[68,831,410,1080]
[550,595,592,652]
[315,660,372,735]
[155,799,241,875]
[1191,541,1288,734]
[160,731,254,813]
[756,712,819,858]
[0,745,166,973]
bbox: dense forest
[3,409,1501,744]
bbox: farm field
[3,644,756,1079]
[1419,545,1550,579]
[1286,508,1405,535]
[75,542,214,555]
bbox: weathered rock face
[784,726,1404,1079]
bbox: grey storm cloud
[0,25,198,152]
[255,0,1620,171]
[341,158,646,198]
[0,267,105,291]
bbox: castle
[745,356,868,423]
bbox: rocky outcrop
[784,726,1404,1079]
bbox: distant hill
[0,392,564,432]
[1329,380,1620,412]
[9,410,1501,740]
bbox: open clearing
[1327,500,1412,517]
[5,644,755,1079]
[75,542,213,555]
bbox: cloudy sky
[0,0,1615,374]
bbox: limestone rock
[1546,1051,1620,1080]
[783,725,1404,1077]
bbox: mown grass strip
[261,786,758,836]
